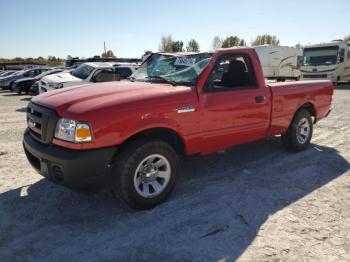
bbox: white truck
[300,40,350,83]
[253,45,302,81]
[39,62,139,93]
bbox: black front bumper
[23,129,117,190]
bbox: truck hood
[41,72,82,84]
[32,81,195,117]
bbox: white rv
[300,41,350,83]
[254,45,302,81]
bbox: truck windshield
[302,46,339,66]
[131,53,212,85]
[71,64,94,79]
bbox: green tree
[143,50,153,56]
[221,36,246,48]
[171,41,184,52]
[186,39,200,52]
[252,34,280,46]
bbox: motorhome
[253,45,302,81]
[300,40,350,83]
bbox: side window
[92,69,115,82]
[115,67,133,80]
[205,53,257,92]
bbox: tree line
[157,34,281,54]
[0,56,64,66]
[1,35,349,64]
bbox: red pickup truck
[23,48,333,209]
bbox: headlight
[54,118,93,143]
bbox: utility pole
[104,42,107,56]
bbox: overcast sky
[1,0,349,59]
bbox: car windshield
[131,53,212,85]
[302,46,339,66]
[2,71,15,76]
[71,64,95,79]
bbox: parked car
[38,62,138,93]
[23,48,333,209]
[0,68,49,90]
[0,70,16,77]
[13,68,68,94]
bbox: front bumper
[23,129,117,190]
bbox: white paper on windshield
[174,57,196,66]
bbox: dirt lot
[0,86,349,262]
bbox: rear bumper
[23,129,117,190]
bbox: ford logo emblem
[28,117,36,128]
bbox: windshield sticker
[174,57,196,66]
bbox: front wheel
[111,139,180,209]
[282,109,313,151]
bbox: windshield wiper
[147,75,177,86]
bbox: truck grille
[303,74,327,79]
[27,102,58,144]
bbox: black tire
[282,109,313,151]
[111,139,180,209]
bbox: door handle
[255,96,266,104]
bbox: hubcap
[296,117,310,144]
[134,154,171,198]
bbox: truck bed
[268,80,333,136]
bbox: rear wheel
[111,139,180,209]
[282,109,313,151]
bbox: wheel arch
[120,127,187,156]
[296,102,317,123]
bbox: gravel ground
[0,86,349,262]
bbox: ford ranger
[23,48,333,209]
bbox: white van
[39,62,138,93]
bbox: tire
[282,109,313,151]
[111,139,180,209]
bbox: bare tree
[211,36,223,50]
[159,35,174,52]
[102,50,116,58]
